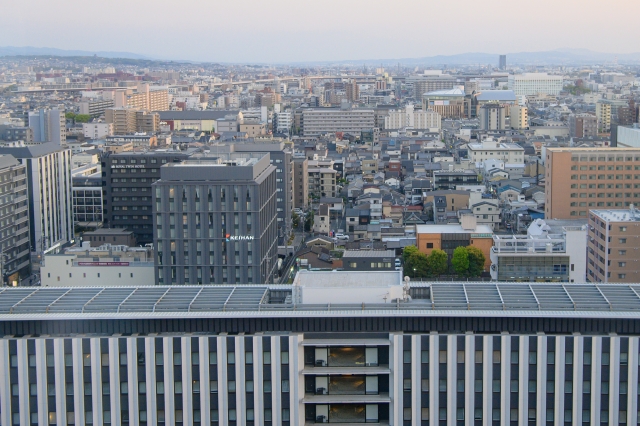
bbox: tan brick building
[587,208,640,282]
[545,147,640,219]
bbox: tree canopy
[451,246,470,276]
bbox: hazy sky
[1,0,639,63]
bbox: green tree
[304,211,314,232]
[451,246,470,276]
[427,249,448,277]
[74,114,91,123]
[292,212,300,229]
[65,112,76,120]
[466,246,486,277]
[402,245,419,263]
[405,250,429,278]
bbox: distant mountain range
[1,46,640,66]
[0,46,149,60]
[313,49,640,66]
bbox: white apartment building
[384,104,441,130]
[301,107,375,136]
[507,73,563,96]
[467,138,526,165]
[0,144,73,254]
[82,122,114,139]
[274,111,293,134]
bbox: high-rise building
[587,207,640,282]
[153,153,278,284]
[101,150,191,244]
[125,84,169,111]
[478,103,506,130]
[293,155,309,209]
[28,107,66,145]
[345,79,360,102]
[568,113,597,137]
[544,147,640,219]
[105,109,160,134]
[1,274,640,425]
[0,155,30,284]
[510,105,529,130]
[0,144,73,254]
[499,54,507,70]
[105,108,137,135]
[507,73,563,96]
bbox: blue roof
[475,90,517,102]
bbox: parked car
[334,233,349,241]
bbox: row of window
[404,348,619,365]
[405,407,632,422]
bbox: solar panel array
[0,286,269,314]
[0,283,640,315]
[429,283,640,311]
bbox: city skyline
[1,0,640,63]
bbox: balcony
[308,347,381,368]
[306,404,385,424]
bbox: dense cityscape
[1,6,640,424]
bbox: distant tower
[499,55,507,70]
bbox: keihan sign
[226,234,254,241]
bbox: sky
[1,0,639,63]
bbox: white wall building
[41,243,155,286]
[384,105,441,130]
[617,125,640,148]
[507,73,563,96]
[467,138,525,165]
[83,122,114,139]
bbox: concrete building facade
[28,108,65,145]
[587,208,640,283]
[507,73,563,96]
[293,156,309,209]
[301,108,375,136]
[0,155,30,284]
[0,144,73,255]
[153,153,278,284]
[544,147,640,219]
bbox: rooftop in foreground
[3,280,640,319]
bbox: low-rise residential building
[313,203,330,235]
[308,166,337,198]
[342,250,397,271]
[415,215,493,269]
[433,168,480,190]
[490,219,587,282]
[468,138,525,164]
[470,199,500,231]
[41,243,154,286]
[83,122,114,139]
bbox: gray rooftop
[1,282,640,318]
[343,250,396,258]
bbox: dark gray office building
[0,154,30,284]
[213,142,293,241]
[101,150,191,244]
[153,153,278,284]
